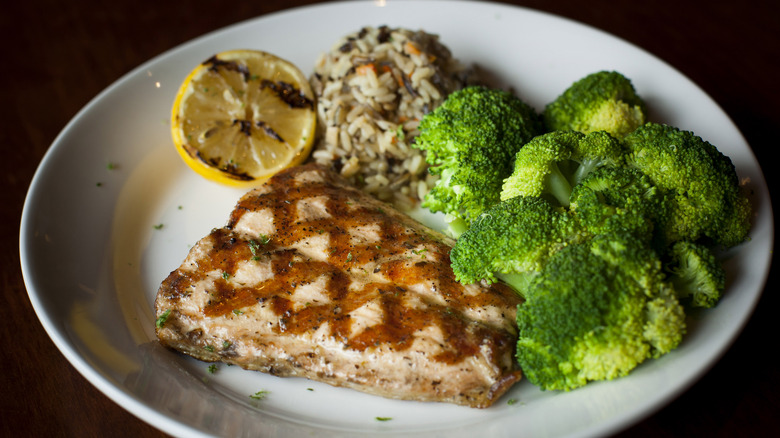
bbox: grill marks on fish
[156,164,522,407]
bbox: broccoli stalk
[500,130,625,207]
[449,196,583,295]
[413,86,543,237]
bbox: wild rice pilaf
[309,26,479,210]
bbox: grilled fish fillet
[155,163,522,408]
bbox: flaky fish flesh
[155,163,522,408]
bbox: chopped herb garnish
[250,390,270,400]
[207,364,218,374]
[107,162,117,170]
[346,252,353,262]
[153,223,164,230]
[507,398,518,405]
[204,345,215,352]
[375,417,392,422]
[248,235,270,261]
[396,125,405,141]
[96,182,103,187]
[248,240,261,260]
[155,309,172,328]
[222,271,231,280]
[232,309,244,316]
[306,388,314,391]
[223,340,232,348]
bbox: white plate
[20,1,773,437]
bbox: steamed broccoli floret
[450,196,583,294]
[569,166,663,240]
[427,71,747,394]
[624,123,752,248]
[413,86,543,236]
[515,232,686,391]
[500,130,625,206]
[543,71,647,138]
[664,241,726,308]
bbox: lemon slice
[171,49,316,186]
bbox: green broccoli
[664,240,726,308]
[623,123,752,248]
[543,70,647,138]
[568,166,663,241]
[413,85,543,237]
[429,73,749,394]
[515,232,686,391]
[450,196,583,294]
[500,130,625,206]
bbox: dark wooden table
[3,1,777,436]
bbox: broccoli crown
[450,196,582,293]
[543,71,647,138]
[569,166,662,240]
[664,240,726,308]
[500,130,625,206]
[413,86,543,230]
[624,123,752,248]
[515,232,685,391]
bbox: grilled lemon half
[171,49,316,187]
